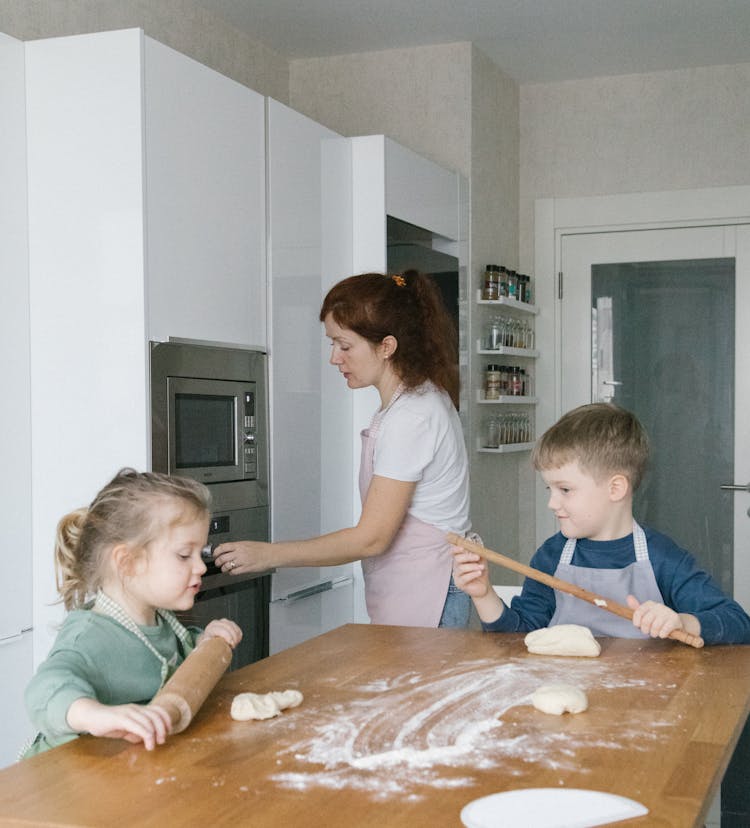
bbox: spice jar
[484,317,503,350]
[482,265,500,300]
[510,366,523,396]
[484,416,500,449]
[498,266,509,297]
[484,364,502,400]
[499,365,510,396]
[518,274,528,303]
[507,270,519,300]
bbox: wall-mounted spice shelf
[477,392,538,404]
[477,341,539,358]
[476,292,538,314]
[476,439,535,454]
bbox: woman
[213,271,473,627]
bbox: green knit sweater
[23,608,201,757]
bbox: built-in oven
[150,339,270,670]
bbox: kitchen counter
[1,623,749,827]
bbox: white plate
[460,788,648,828]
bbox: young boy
[453,403,750,644]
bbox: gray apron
[549,521,664,637]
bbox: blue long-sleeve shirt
[482,527,750,645]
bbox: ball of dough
[230,689,303,721]
[524,624,601,657]
[531,684,589,715]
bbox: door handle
[601,380,623,386]
[720,482,750,492]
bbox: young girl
[23,468,242,757]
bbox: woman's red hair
[320,271,459,407]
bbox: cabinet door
[26,29,150,663]
[145,37,266,348]
[0,31,32,645]
[0,633,33,768]
[266,99,354,613]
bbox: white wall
[290,42,473,179]
[520,61,750,278]
[0,0,289,101]
[467,47,525,579]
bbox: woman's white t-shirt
[373,382,470,535]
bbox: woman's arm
[213,475,417,575]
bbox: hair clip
[391,274,406,287]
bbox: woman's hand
[201,618,243,649]
[66,697,172,751]
[213,540,274,575]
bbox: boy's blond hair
[532,403,649,490]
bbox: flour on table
[231,689,303,721]
[265,657,669,800]
[524,624,601,657]
[531,683,589,715]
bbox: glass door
[561,225,750,606]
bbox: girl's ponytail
[54,508,90,611]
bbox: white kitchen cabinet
[144,39,266,348]
[0,29,33,768]
[24,28,266,664]
[347,135,467,465]
[266,99,354,653]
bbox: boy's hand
[451,547,491,598]
[202,618,243,649]
[626,595,683,638]
[452,546,507,624]
[66,698,172,750]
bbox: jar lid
[486,364,502,371]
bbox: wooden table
[1,624,749,827]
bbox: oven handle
[271,575,353,605]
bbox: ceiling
[198,0,750,83]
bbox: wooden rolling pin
[447,532,705,649]
[150,636,233,733]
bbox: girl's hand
[66,698,172,751]
[626,595,684,638]
[202,618,243,649]
[451,547,491,599]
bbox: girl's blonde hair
[55,468,211,610]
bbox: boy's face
[541,461,618,541]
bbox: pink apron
[359,387,453,627]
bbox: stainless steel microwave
[151,340,268,494]
[167,375,257,484]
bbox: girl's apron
[549,521,664,637]
[359,386,453,627]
